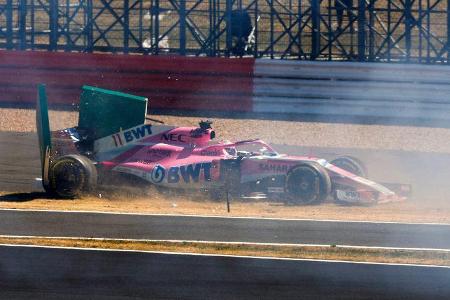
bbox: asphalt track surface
[1,210,450,249]
[2,131,450,201]
[1,130,450,299]
[1,245,449,299]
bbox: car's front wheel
[285,162,331,205]
[330,156,367,177]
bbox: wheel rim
[286,167,320,204]
[52,160,85,197]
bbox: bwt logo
[124,124,152,143]
[149,163,212,184]
[113,124,153,146]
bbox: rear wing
[36,84,52,188]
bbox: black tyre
[47,154,97,198]
[285,162,331,204]
[330,156,368,178]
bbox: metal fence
[0,0,449,63]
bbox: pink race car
[37,85,409,205]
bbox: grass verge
[1,237,449,267]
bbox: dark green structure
[78,85,148,141]
[36,84,52,180]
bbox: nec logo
[161,133,187,143]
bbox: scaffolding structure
[0,0,449,63]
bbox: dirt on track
[2,189,450,223]
[1,107,450,223]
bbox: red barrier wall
[0,50,254,112]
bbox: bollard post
[226,190,231,213]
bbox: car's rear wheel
[330,156,367,178]
[285,162,331,205]
[46,154,97,198]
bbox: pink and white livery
[37,85,409,205]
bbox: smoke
[251,60,450,205]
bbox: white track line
[1,243,449,269]
[1,235,449,252]
[1,208,449,226]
